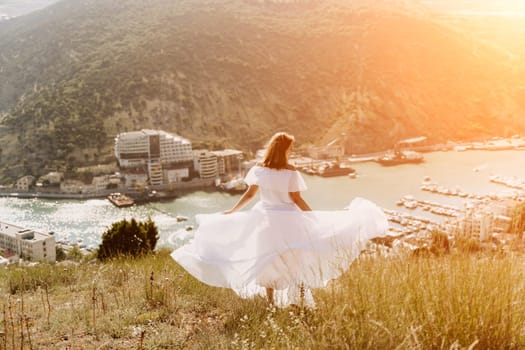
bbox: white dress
[171,165,389,306]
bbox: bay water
[1,150,524,250]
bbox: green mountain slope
[0,0,524,181]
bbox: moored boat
[217,178,248,194]
[107,193,134,207]
[377,136,426,166]
[316,163,356,177]
[376,150,424,166]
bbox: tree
[97,217,159,261]
[143,217,159,252]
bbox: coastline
[0,178,216,201]
[2,137,525,200]
[1,149,524,253]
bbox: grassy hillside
[0,0,524,182]
[1,249,525,349]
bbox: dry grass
[1,248,525,349]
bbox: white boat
[218,178,248,193]
[376,150,424,166]
[453,145,469,152]
[404,201,418,210]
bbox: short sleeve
[288,171,307,192]
[244,166,259,186]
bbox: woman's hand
[223,209,235,215]
[289,191,312,211]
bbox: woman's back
[244,165,307,210]
[171,131,388,307]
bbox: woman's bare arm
[289,191,312,211]
[223,185,259,214]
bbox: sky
[421,0,525,13]
[2,0,525,20]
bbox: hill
[0,0,524,182]
[0,0,59,18]
[1,249,525,348]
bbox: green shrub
[67,244,84,261]
[55,245,67,261]
[97,217,159,261]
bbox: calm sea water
[1,150,524,249]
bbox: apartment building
[0,221,56,263]
[193,150,218,179]
[15,175,35,191]
[115,129,193,185]
[211,149,243,176]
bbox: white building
[43,172,64,185]
[92,175,110,191]
[193,150,218,179]
[60,180,85,194]
[211,149,243,176]
[114,130,150,168]
[15,175,35,191]
[86,175,120,192]
[115,130,193,185]
[0,221,56,263]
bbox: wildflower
[131,325,143,337]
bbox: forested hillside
[0,0,524,182]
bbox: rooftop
[116,130,191,144]
[211,149,243,157]
[0,221,53,242]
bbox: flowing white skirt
[171,197,388,306]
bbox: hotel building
[0,221,56,263]
[115,129,193,186]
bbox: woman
[171,132,388,306]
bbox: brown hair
[262,132,294,169]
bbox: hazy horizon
[422,0,525,11]
[2,0,525,20]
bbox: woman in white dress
[171,132,388,306]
